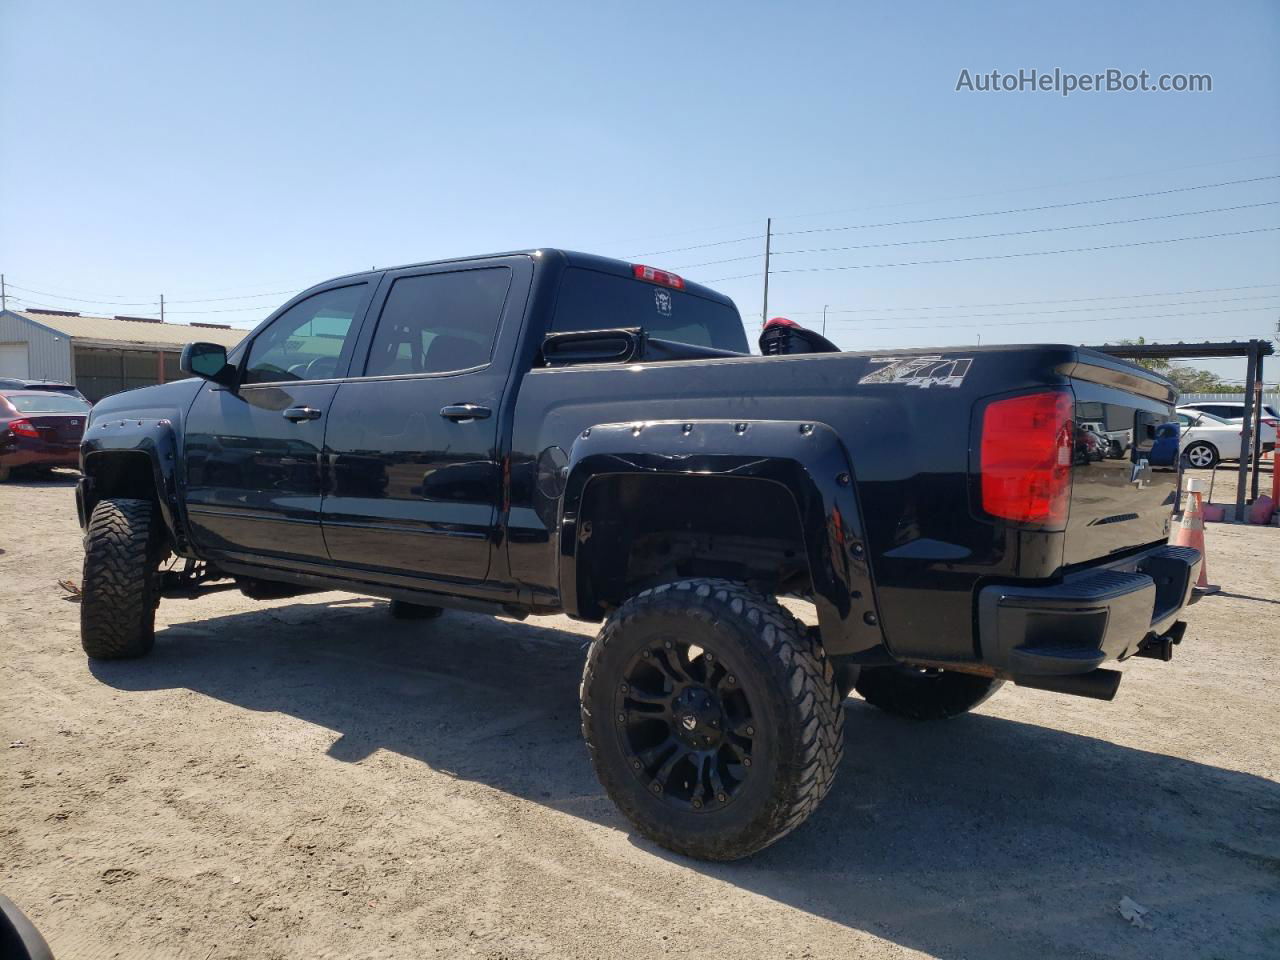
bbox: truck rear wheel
[80,498,166,660]
[854,665,1004,720]
[580,578,845,861]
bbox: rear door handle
[440,403,492,422]
[282,406,323,422]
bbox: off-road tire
[1183,441,1219,470]
[79,498,165,660]
[855,665,1004,720]
[581,578,845,861]
[389,599,443,620]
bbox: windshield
[551,267,748,353]
[6,393,92,413]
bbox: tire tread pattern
[581,578,845,860]
[79,498,162,660]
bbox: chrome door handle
[440,403,492,422]
[282,406,323,422]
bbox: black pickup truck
[75,249,1199,860]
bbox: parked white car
[1179,399,1278,450]
[1175,408,1243,468]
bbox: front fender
[559,419,886,657]
[79,416,191,555]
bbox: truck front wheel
[79,498,166,660]
[580,579,845,861]
[855,665,1004,720]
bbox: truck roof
[322,249,737,310]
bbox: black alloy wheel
[614,635,756,810]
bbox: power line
[671,201,1280,269]
[4,280,301,308]
[784,282,1280,316]
[822,294,1280,325]
[771,174,1280,240]
[165,289,298,304]
[633,173,1280,263]
[776,201,1279,257]
[701,226,1280,282]
[607,150,1280,249]
[5,283,157,306]
[627,234,764,259]
[769,151,1280,225]
[823,304,1274,335]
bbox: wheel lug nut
[727,675,736,685]
[692,799,702,809]
[616,713,625,723]
[632,760,641,770]
[743,757,752,767]
[619,683,629,694]
[650,783,662,794]
[717,793,727,803]
[664,640,673,649]
[745,726,754,736]
[705,653,714,662]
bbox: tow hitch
[1134,621,1188,662]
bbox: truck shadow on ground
[90,598,1280,960]
[4,468,80,487]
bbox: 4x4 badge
[858,355,973,389]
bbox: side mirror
[180,342,235,386]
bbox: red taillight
[980,391,1073,527]
[632,264,685,289]
[9,418,40,438]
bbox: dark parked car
[72,249,1199,860]
[0,378,88,402]
[0,390,91,481]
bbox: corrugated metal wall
[0,311,74,381]
[73,347,179,403]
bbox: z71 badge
[858,355,973,389]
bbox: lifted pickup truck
[76,249,1199,860]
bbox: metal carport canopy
[1090,338,1275,522]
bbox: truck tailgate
[1063,353,1179,567]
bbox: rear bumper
[977,544,1201,676]
[0,441,80,471]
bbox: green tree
[1114,338,1242,394]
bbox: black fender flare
[78,416,192,555]
[558,419,886,657]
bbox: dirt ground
[2,471,1277,960]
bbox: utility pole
[822,304,829,338]
[761,218,772,329]
[1,274,6,312]
[160,294,165,323]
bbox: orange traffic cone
[1172,477,1220,595]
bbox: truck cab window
[365,268,512,377]
[551,267,748,353]
[243,285,367,384]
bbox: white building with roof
[0,308,246,402]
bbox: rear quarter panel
[507,344,1097,663]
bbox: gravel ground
[2,471,1277,960]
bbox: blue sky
[2,0,1277,381]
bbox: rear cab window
[6,393,91,413]
[550,267,749,353]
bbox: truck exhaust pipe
[1013,668,1123,702]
